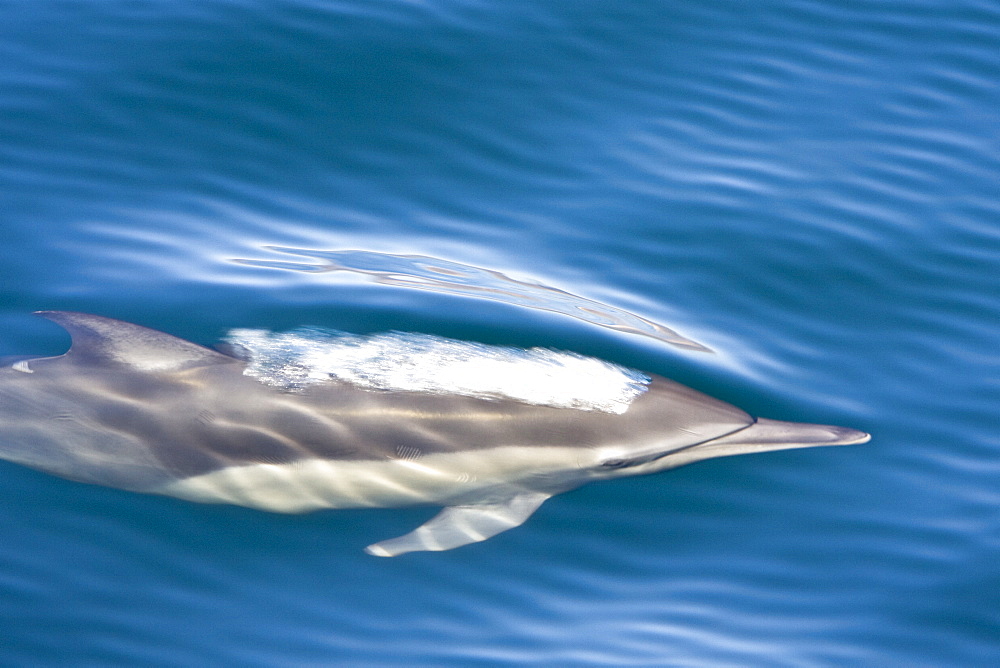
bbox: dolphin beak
[652,418,870,471]
[703,417,871,451]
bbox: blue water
[2,0,999,664]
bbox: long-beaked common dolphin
[0,311,870,556]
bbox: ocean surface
[1,0,998,665]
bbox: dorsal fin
[35,311,237,371]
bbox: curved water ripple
[234,247,711,351]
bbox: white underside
[154,445,593,512]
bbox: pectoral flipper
[365,492,551,557]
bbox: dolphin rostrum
[0,312,869,556]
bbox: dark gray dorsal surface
[35,311,236,371]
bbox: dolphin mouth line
[641,416,871,466]
[602,423,756,469]
[652,421,757,461]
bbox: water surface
[1,0,999,665]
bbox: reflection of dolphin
[0,312,869,557]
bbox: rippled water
[235,247,711,350]
[2,0,999,665]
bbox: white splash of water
[225,328,650,414]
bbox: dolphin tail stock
[365,492,551,557]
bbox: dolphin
[0,311,869,556]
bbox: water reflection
[232,247,711,352]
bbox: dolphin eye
[601,458,627,468]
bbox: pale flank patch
[155,445,586,512]
[225,328,650,414]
